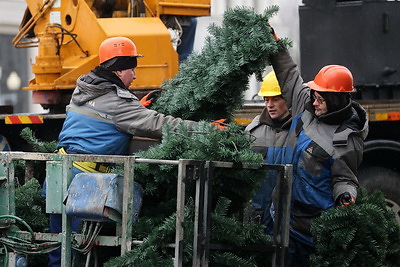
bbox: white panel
[211,0,228,16]
[0,0,26,34]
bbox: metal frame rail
[0,152,292,267]
[179,161,292,267]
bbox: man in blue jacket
[48,36,197,267]
[271,46,369,266]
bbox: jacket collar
[259,107,292,130]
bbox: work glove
[336,192,355,207]
[140,90,161,108]
[210,119,227,130]
[269,24,279,41]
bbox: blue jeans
[177,18,197,62]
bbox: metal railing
[0,152,292,267]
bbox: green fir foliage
[105,197,272,267]
[153,6,291,121]
[14,178,50,266]
[15,178,48,232]
[108,122,271,265]
[18,127,57,184]
[20,127,57,153]
[133,121,265,219]
[106,6,288,265]
[310,188,400,266]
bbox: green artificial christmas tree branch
[105,6,290,265]
[310,188,400,266]
[153,6,291,121]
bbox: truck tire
[357,166,400,224]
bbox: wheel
[358,166,400,224]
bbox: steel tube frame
[0,152,292,267]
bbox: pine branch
[20,127,57,153]
[152,6,291,121]
[310,188,400,266]
[105,197,272,266]
[15,178,48,232]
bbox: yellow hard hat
[258,71,282,97]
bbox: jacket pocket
[300,141,330,176]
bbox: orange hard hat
[99,37,142,64]
[307,65,354,93]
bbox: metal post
[24,160,34,182]
[281,165,293,263]
[201,161,213,266]
[174,159,187,267]
[121,156,135,254]
[272,164,292,267]
[192,162,205,267]
[8,159,16,216]
[61,155,73,267]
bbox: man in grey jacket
[271,46,369,266]
[57,36,197,157]
[48,36,197,267]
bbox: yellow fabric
[58,147,110,173]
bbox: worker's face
[312,91,328,116]
[264,96,290,121]
[114,68,136,88]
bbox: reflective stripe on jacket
[58,71,197,156]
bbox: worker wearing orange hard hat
[46,36,198,267]
[268,28,369,266]
[245,71,291,235]
[57,36,197,164]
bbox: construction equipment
[0,0,210,151]
[12,0,210,111]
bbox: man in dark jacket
[271,47,369,266]
[245,71,291,235]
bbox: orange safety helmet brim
[307,65,354,93]
[99,37,143,64]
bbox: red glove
[211,119,227,130]
[140,90,161,107]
